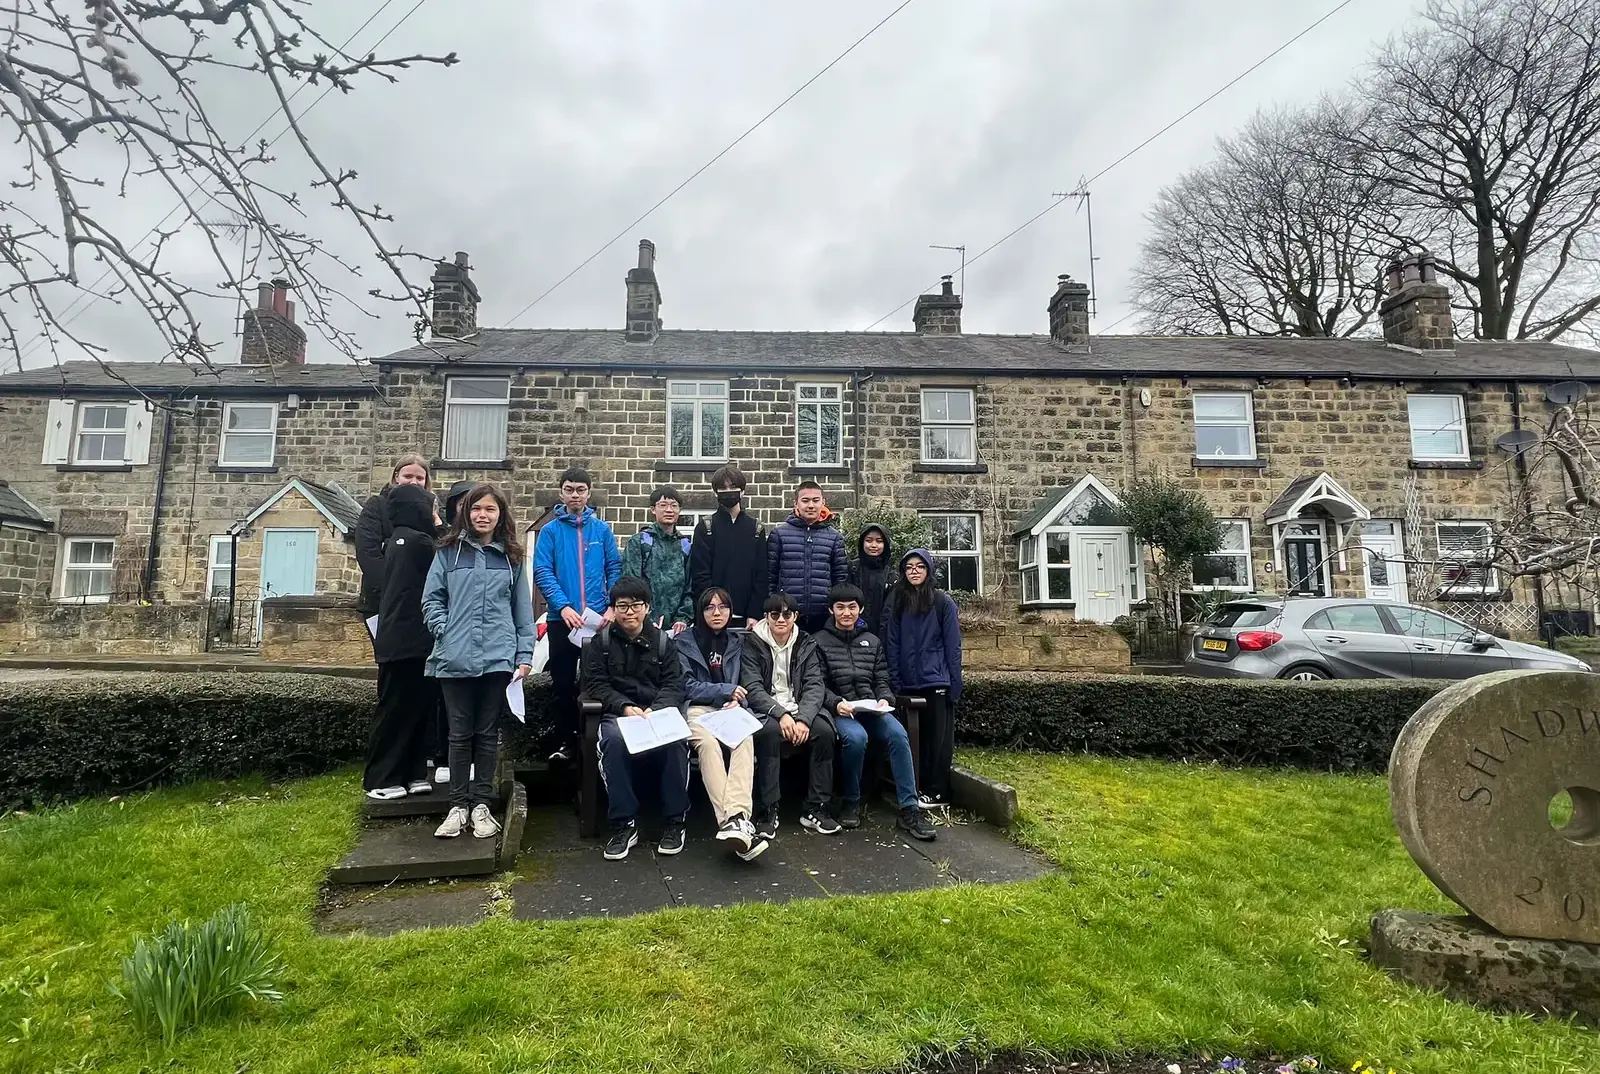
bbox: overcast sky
[11,0,1427,369]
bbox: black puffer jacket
[354,488,392,615]
[813,621,895,715]
[851,524,893,635]
[767,514,847,617]
[374,485,438,663]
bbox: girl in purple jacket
[883,549,963,808]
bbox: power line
[504,0,919,326]
[861,0,1363,332]
[10,0,426,370]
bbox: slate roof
[1012,484,1077,535]
[374,328,1600,381]
[0,361,378,396]
[302,479,365,532]
[0,481,49,528]
[1264,475,1320,524]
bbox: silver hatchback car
[1183,597,1592,681]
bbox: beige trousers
[687,704,755,825]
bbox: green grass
[1,753,1596,1074]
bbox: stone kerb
[1389,669,1600,944]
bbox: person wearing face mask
[690,464,768,627]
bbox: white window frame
[922,511,983,593]
[217,402,278,468]
[794,382,844,467]
[442,377,510,462]
[1436,520,1499,595]
[60,537,114,603]
[1190,520,1253,592]
[1192,391,1257,461]
[207,535,234,599]
[73,402,130,465]
[920,388,977,464]
[665,380,729,462]
[1407,393,1469,462]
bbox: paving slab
[785,828,955,898]
[510,847,674,920]
[656,836,822,909]
[319,886,489,937]
[329,820,498,884]
[908,816,1055,885]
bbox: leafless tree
[0,1,458,374]
[1132,104,1395,338]
[1344,0,1600,342]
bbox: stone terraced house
[1,241,1598,656]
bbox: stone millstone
[1390,669,1600,943]
[1371,909,1600,1025]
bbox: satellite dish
[1546,381,1589,405]
[1495,428,1541,453]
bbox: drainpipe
[851,371,873,500]
[139,397,178,602]
[1509,381,1549,638]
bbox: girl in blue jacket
[423,483,535,839]
[884,549,963,809]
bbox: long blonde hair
[390,453,430,484]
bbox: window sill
[210,464,280,475]
[56,463,133,473]
[913,461,988,475]
[1192,457,1267,469]
[1021,601,1075,610]
[787,465,852,477]
[431,458,515,471]
[1410,459,1483,470]
[654,460,726,473]
[55,596,112,605]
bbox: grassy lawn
[2,752,1596,1074]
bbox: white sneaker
[470,803,501,839]
[365,786,406,801]
[406,780,432,796]
[433,767,450,784]
[434,806,468,838]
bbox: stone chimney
[240,278,306,365]
[1381,251,1455,350]
[913,276,963,335]
[1048,274,1090,345]
[430,251,479,340]
[625,239,662,343]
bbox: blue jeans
[597,717,691,828]
[835,712,917,810]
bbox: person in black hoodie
[690,465,768,626]
[364,483,442,800]
[851,523,894,636]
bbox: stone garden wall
[259,594,372,666]
[960,622,1129,672]
[0,599,208,655]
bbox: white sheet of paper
[567,607,605,647]
[694,706,762,749]
[615,706,692,754]
[505,677,526,722]
[848,699,894,714]
[364,614,379,640]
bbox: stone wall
[230,490,361,601]
[259,594,372,666]
[0,524,51,600]
[0,599,208,655]
[961,622,1130,672]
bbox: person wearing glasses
[534,467,622,764]
[675,587,772,861]
[621,485,693,636]
[740,592,837,837]
[581,576,691,861]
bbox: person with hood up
[443,480,475,526]
[851,523,894,635]
[767,480,848,635]
[740,592,836,838]
[689,464,768,626]
[363,483,442,801]
[621,485,693,634]
[884,549,963,810]
[423,483,535,839]
[533,467,622,762]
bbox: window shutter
[125,400,154,464]
[41,399,75,464]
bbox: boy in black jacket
[690,465,768,626]
[581,576,691,861]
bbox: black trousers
[438,672,511,809]
[753,716,835,810]
[905,687,953,798]
[546,617,581,750]
[365,658,436,790]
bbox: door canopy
[1264,471,1370,526]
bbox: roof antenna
[1052,183,1099,317]
[928,244,966,306]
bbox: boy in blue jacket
[533,467,622,763]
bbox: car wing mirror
[1468,632,1497,649]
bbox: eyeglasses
[704,603,730,612]
[765,610,797,620]
[560,485,589,495]
[613,600,648,613]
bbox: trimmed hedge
[957,673,1448,771]
[0,670,1443,808]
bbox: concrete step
[336,779,527,884]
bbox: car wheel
[1281,666,1330,681]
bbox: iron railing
[205,596,259,651]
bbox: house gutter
[139,396,178,601]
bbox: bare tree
[0,1,458,374]
[1133,104,1395,338]
[1347,0,1600,342]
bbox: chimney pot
[241,277,307,366]
[454,250,469,267]
[940,275,954,297]
[256,282,273,310]
[1380,249,1455,351]
[638,239,656,271]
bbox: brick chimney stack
[240,277,307,365]
[625,239,662,343]
[430,251,479,340]
[1048,275,1091,346]
[1381,251,1455,351]
[913,276,963,335]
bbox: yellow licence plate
[1201,639,1229,652]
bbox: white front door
[1072,528,1131,622]
[1360,533,1409,603]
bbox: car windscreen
[1208,604,1281,629]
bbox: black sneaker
[836,800,862,830]
[897,807,937,842]
[715,816,751,853]
[800,808,841,836]
[916,792,945,810]
[603,824,638,861]
[754,808,779,842]
[657,824,687,856]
